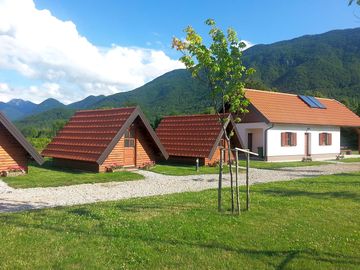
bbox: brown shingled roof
[156,114,241,159]
[245,89,360,127]
[42,106,168,163]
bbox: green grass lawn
[238,160,331,169]
[150,160,331,175]
[148,163,230,176]
[0,172,359,269]
[2,161,144,189]
[338,157,360,163]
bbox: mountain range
[1,27,359,138]
[0,98,66,121]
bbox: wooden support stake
[228,149,234,213]
[246,152,250,211]
[218,148,223,212]
[235,150,240,215]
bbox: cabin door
[305,133,311,157]
[247,133,253,152]
[124,126,136,167]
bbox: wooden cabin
[0,112,44,174]
[42,107,168,172]
[156,114,243,166]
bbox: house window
[124,128,135,147]
[319,133,332,146]
[281,132,297,147]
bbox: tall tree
[172,19,254,213]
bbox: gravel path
[0,163,359,213]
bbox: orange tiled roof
[42,107,136,162]
[245,89,360,127]
[156,114,228,158]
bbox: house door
[248,133,253,152]
[305,133,311,157]
[124,126,136,166]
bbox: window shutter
[319,133,324,146]
[281,132,286,146]
[327,133,332,145]
[292,133,297,146]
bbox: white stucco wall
[236,122,268,154]
[236,123,341,160]
[267,124,340,158]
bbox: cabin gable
[43,107,167,173]
[0,123,28,171]
[99,120,159,172]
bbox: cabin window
[218,139,225,148]
[281,132,297,147]
[124,128,135,147]
[319,133,332,146]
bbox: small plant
[141,161,155,170]
[302,157,313,162]
[1,166,26,177]
[208,161,219,167]
[105,163,124,173]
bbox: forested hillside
[16,70,211,141]
[12,27,360,148]
[243,28,360,107]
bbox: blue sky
[34,0,360,49]
[0,0,359,104]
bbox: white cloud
[241,40,254,50]
[0,0,183,103]
[0,82,70,103]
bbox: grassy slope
[3,161,144,189]
[0,172,359,269]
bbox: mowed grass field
[339,157,360,163]
[3,161,144,188]
[149,163,229,175]
[149,160,331,176]
[238,160,330,169]
[0,172,359,269]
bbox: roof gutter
[264,124,274,161]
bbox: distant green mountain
[32,98,66,114]
[68,95,105,109]
[242,27,360,106]
[0,102,26,120]
[16,70,210,138]
[7,99,37,114]
[15,108,75,138]
[0,99,37,120]
[90,69,210,123]
[14,27,360,142]
[0,97,65,120]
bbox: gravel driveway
[0,163,359,213]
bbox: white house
[236,89,360,161]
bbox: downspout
[264,124,274,161]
